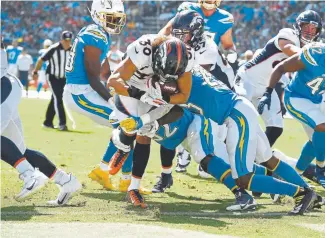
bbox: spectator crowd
[2,1,325,57]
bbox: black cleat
[152,173,173,193]
[312,194,325,209]
[58,125,68,131]
[289,188,317,215]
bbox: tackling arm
[164,72,192,104]
[84,45,111,101]
[278,39,301,57]
[158,17,174,36]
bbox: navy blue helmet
[294,10,322,45]
[172,10,204,48]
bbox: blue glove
[257,88,273,115]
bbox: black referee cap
[61,31,73,40]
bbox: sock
[272,160,308,187]
[121,173,131,181]
[15,158,34,174]
[207,156,237,192]
[253,164,267,175]
[100,161,109,171]
[52,169,70,185]
[102,139,118,163]
[128,175,141,191]
[132,143,150,178]
[24,149,56,178]
[37,82,43,93]
[1,136,25,167]
[122,149,133,174]
[312,131,325,165]
[162,167,172,174]
[302,163,317,181]
[296,141,315,173]
[248,174,300,197]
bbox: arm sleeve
[140,105,174,125]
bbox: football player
[63,0,142,193]
[6,39,23,77]
[124,53,319,214]
[36,39,52,94]
[160,9,234,173]
[1,39,81,205]
[235,10,322,148]
[258,42,325,189]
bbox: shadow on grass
[1,206,49,221]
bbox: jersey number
[306,77,325,95]
[139,39,151,56]
[154,124,178,141]
[8,51,16,61]
[66,38,78,72]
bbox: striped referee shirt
[41,42,71,79]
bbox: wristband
[266,87,274,94]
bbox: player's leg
[152,146,175,193]
[1,136,47,200]
[43,94,56,128]
[284,95,325,188]
[228,98,316,215]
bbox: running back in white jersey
[126,34,195,91]
[242,28,300,88]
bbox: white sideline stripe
[0,210,292,217]
[298,223,325,233]
[0,222,238,238]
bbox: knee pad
[265,127,283,147]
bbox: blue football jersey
[182,67,239,125]
[286,42,325,104]
[39,49,48,71]
[178,2,234,46]
[154,109,195,150]
[66,24,110,85]
[6,46,22,64]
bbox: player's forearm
[268,64,285,89]
[107,75,129,96]
[140,104,174,125]
[89,78,111,101]
[33,59,43,72]
[169,92,190,105]
[158,18,173,36]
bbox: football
[159,81,179,95]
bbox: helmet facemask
[93,11,126,34]
[199,0,221,10]
[299,22,320,45]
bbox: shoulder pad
[83,24,109,44]
[177,2,197,12]
[17,46,23,51]
[277,28,300,47]
[6,45,13,50]
[302,42,325,66]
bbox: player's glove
[140,93,168,107]
[119,116,144,133]
[146,79,162,99]
[138,120,159,138]
[257,87,273,115]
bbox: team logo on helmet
[101,0,112,9]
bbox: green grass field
[1,98,325,238]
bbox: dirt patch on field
[1,222,237,238]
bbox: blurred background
[1,1,325,62]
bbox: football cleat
[88,167,116,190]
[48,174,81,206]
[289,187,317,215]
[126,189,147,208]
[175,151,191,173]
[226,190,257,211]
[316,165,325,189]
[312,194,325,209]
[197,164,210,178]
[108,150,129,175]
[152,173,174,193]
[15,169,47,201]
[252,192,263,198]
[119,118,138,133]
[118,179,152,195]
[270,193,284,203]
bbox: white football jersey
[241,28,300,88]
[1,48,8,78]
[126,34,195,91]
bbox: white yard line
[298,223,325,233]
[0,222,237,238]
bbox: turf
[1,98,325,238]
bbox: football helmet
[90,0,126,34]
[152,38,189,83]
[172,10,204,48]
[198,0,221,10]
[294,10,322,45]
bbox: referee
[33,31,72,131]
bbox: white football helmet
[91,0,126,34]
[43,39,53,48]
[198,0,221,10]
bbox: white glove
[138,121,159,138]
[226,52,237,64]
[140,93,168,107]
[146,79,162,99]
[111,128,131,152]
